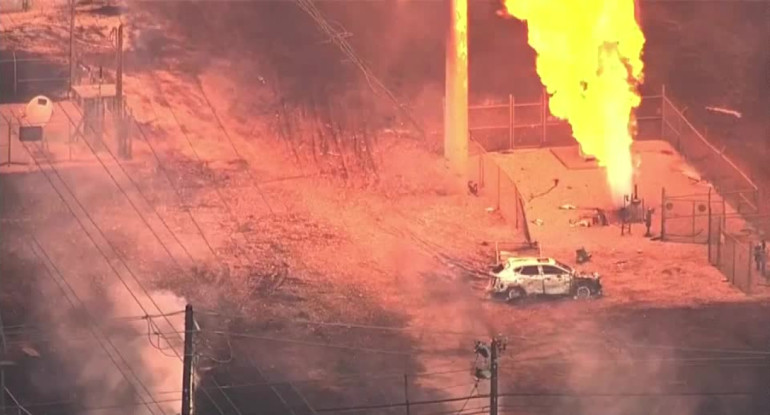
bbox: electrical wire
[17,142,229,415]
[2,330,186,347]
[292,0,426,138]
[197,310,489,338]
[140,71,282,415]
[2,310,186,334]
[27,237,165,415]
[15,397,181,412]
[3,387,33,415]
[193,79,275,215]
[57,103,197,267]
[132,120,220,260]
[202,329,449,356]
[196,311,770,358]
[310,390,763,414]
[454,381,479,415]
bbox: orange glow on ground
[500,0,645,204]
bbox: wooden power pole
[474,337,505,415]
[115,23,129,159]
[489,338,500,415]
[68,0,75,94]
[181,305,194,415]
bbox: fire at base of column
[444,0,469,181]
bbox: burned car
[487,257,602,302]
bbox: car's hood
[576,271,601,280]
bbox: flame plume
[500,0,645,203]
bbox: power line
[131,121,220,260]
[193,79,275,216]
[203,329,454,356]
[197,311,770,358]
[27,237,167,415]
[198,310,488,338]
[3,387,33,415]
[311,390,764,414]
[140,68,316,415]
[292,0,426,139]
[454,381,479,415]
[155,366,475,396]
[16,397,181,412]
[314,394,489,413]
[17,142,229,415]
[139,72,271,415]
[2,311,186,334]
[57,103,197,266]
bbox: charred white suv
[487,257,602,302]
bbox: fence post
[541,87,547,146]
[660,84,666,139]
[660,187,666,240]
[707,187,712,263]
[691,200,696,241]
[479,150,484,188]
[747,243,753,295]
[731,241,736,284]
[508,94,515,150]
[12,51,18,97]
[514,187,520,230]
[404,374,410,415]
[722,196,727,233]
[716,219,721,267]
[496,165,501,211]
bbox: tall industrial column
[444,0,469,180]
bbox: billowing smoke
[36,268,190,415]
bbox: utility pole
[116,24,123,112]
[181,305,194,415]
[115,23,129,159]
[68,0,75,95]
[489,338,500,415]
[0,307,6,415]
[473,337,506,415]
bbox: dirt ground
[3,3,770,415]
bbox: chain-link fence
[0,99,132,166]
[660,92,759,215]
[0,54,70,102]
[467,89,664,152]
[710,219,755,295]
[660,188,724,244]
[661,188,770,295]
[469,139,533,246]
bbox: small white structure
[23,95,54,127]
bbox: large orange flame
[500,0,645,203]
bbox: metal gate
[660,188,723,244]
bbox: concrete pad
[550,145,599,170]
[492,140,745,249]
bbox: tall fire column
[444,0,469,178]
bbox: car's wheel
[506,287,526,302]
[574,285,592,300]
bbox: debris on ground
[559,204,577,210]
[485,207,496,213]
[705,106,742,118]
[570,218,592,228]
[532,218,544,226]
[21,345,41,358]
[576,247,592,264]
[468,181,479,196]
